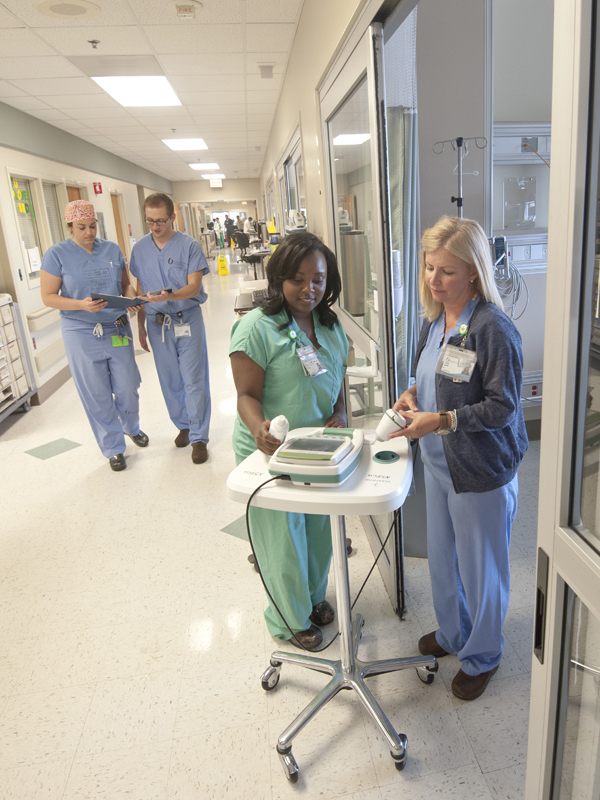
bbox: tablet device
[90,293,148,308]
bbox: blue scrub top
[130,231,209,318]
[417,297,480,480]
[41,237,126,325]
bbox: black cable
[246,477,400,654]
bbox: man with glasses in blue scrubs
[131,193,211,464]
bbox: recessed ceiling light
[35,0,100,18]
[189,163,219,170]
[163,138,208,150]
[201,173,225,179]
[333,134,370,145]
[92,76,181,107]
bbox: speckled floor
[0,252,538,799]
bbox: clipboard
[90,293,148,308]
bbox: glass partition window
[284,157,297,213]
[296,156,306,217]
[42,182,65,246]
[328,76,377,339]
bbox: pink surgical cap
[64,200,95,222]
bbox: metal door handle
[534,548,549,664]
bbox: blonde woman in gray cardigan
[389,217,528,701]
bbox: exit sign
[210,179,222,188]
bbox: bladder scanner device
[268,426,364,486]
[338,207,353,231]
[284,210,306,234]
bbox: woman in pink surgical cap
[40,200,149,471]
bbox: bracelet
[449,409,458,432]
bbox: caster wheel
[416,661,438,684]
[278,748,299,783]
[394,758,406,771]
[247,554,259,573]
[346,537,353,556]
[261,665,281,691]
[21,400,31,412]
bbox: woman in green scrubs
[230,232,348,650]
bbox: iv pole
[432,136,487,218]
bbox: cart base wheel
[278,748,299,783]
[261,664,281,691]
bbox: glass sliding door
[319,15,419,611]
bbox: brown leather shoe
[310,600,335,626]
[289,624,323,650]
[451,665,499,700]
[191,442,208,464]
[175,429,190,447]
[418,631,451,658]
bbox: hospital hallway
[0,250,539,800]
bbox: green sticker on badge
[459,324,468,335]
[112,335,129,347]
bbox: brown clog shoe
[289,624,323,650]
[310,600,335,626]
[175,429,190,447]
[451,665,499,700]
[418,631,451,658]
[191,442,208,464]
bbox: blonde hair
[419,217,504,321]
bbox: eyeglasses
[145,217,170,226]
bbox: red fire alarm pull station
[93,182,102,194]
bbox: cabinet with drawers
[0,293,36,422]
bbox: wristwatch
[433,410,450,435]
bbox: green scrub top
[230,307,348,458]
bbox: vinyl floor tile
[379,762,493,798]
[0,759,73,800]
[483,762,527,799]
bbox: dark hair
[144,193,174,217]
[260,231,342,329]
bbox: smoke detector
[35,0,100,18]
[167,1,202,19]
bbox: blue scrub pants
[62,319,141,459]
[147,305,211,444]
[424,467,518,676]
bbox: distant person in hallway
[213,217,224,248]
[40,200,148,472]
[243,216,255,234]
[224,215,235,246]
[131,193,211,465]
[388,216,528,701]
[230,232,348,650]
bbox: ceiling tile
[143,125,201,136]
[36,26,152,56]
[169,74,243,94]
[95,125,149,136]
[1,0,137,27]
[85,116,144,128]
[178,91,245,106]
[245,103,277,115]
[246,0,303,23]
[0,81,27,98]
[245,54,287,75]
[128,0,241,25]
[0,56,84,80]
[247,89,280,104]
[66,107,131,120]
[246,24,296,53]
[10,77,103,96]
[143,24,242,54]
[160,54,244,76]
[245,74,283,93]
[59,121,95,132]
[29,108,72,121]
[189,107,246,119]
[0,28,57,57]
[0,6,23,27]
[2,96,51,111]
[43,94,120,110]
[127,107,193,119]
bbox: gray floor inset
[221,515,249,542]
[25,438,81,460]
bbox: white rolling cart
[0,293,36,423]
[226,428,438,783]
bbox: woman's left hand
[387,410,441,439]
[324,412,347,428]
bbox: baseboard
[30,363,71,405]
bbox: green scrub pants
[236,456,333,639]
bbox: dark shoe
[418,631,451,658]
[451,665,499,700]
[289,624,323,650]
[175,429,190,448]
[191,442,208,464]
[109,454,126,471]
[310,600,335,626]
[126,430,149,447]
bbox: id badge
[174,324,192,338]
[434,343,477,382]
[296,344,327,377]
[112,335,129,347]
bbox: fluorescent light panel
[201,173,226,179]
[163,138,208,151]
[92,76,180,107]
[333,133,370,145]
[189,162,219,170]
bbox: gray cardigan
[415,300,528,494]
